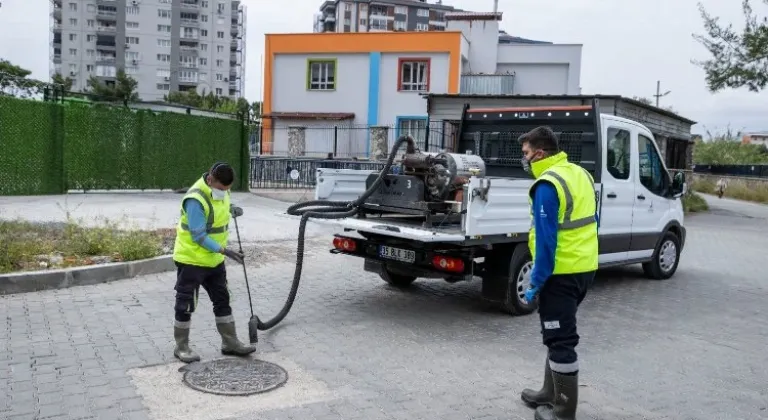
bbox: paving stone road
[1,193,767,420]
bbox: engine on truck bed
[360,147,486,225]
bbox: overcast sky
[1,0,766,135]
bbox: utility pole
[493,0,498,13]
[653,80,671,107]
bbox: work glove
[524,285,540,305]
[230,205,244,218]
[222,248,245,265]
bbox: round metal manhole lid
[181,358,288,396]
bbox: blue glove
[524,285,540,304]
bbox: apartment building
[313,0,463,33]
[50,0,246,101]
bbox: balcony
[53,22,62,31]
[180,45,199,54]
[53,53,62,63]
[230,40,240,51]
[460,73,515,95]
[180,18,199,27]
[97,9,117,21]
[180,0,199,9]
[230,25,240,36]
[180,32,199,40]
[96,25,117,33]
[179,62,198,69]
[229,54,238,65]
[96,56,117,64]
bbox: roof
[445,11,502,21]
[423,93,698,125]
[498,31,552,45]
[262,112,355,120]
[320,0,460,12]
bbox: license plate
[379,245,416,263]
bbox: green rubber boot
[521,356,554,408]
[216,316,256,356]
[173,321,201,363]
[534,371,578,420]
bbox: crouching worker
[171,161,256,363]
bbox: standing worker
[171,162,257,363]
[517,127,599,420]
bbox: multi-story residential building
[742,132,768,147]
[313,0,463,33]
[262,11,583,157]
[49,0,246,101]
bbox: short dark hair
[517,126,559,152]
[210,162,235,186]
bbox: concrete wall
[446,18,499,74]
[496,44,582,95]
[378,52,451,125]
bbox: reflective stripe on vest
[541,169,596,230]
[178,188,229,235]
[172,176,231,268]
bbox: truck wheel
[501,245,537,316]
[642,231,681,280]
[380,269,417,288]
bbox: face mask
[521,156,532,174]
[211,188,227,200]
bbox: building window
[86,64,94,72]
[126,21,139,29]
[202,0,209,7]
[217,45,223,53]
[69,33,77,41]
[68,2,77,11]
[200,43,208,51]
[87,19,95,27]
[158,9,172,18]
[158,25,172,33]
[126,51,139,61]
[87,4,96,12]
[398,58,429,92]
[307,59,336,90]
[157,69,171,78]
[199,58,208,66]
[417,8,429,17]
[126,6,139,15]
[216,59,223,67]
[359,18,367,26]
[416,22,428,31]
[124,66,139,75]
[86,49,95,57]
[69,48,77,56]
[69,18,77,26]
[157,83,170,91]
[216,73,223,81]
[217,31,224,39]
[157,39,171,47]
[394,21,406,31]
[394,5,407,14]
[201,29,208,37]
[127,37,139,45]
[86,34,96,42]
[201,15,209,22]
[157,54,171,62]
[217,2,226,13]
[397,118,428,147]
[215,88,223,95]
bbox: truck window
[606,127,630,180]
[638,134,666,195]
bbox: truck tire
[501,245,537,316]
[642,231,681,280]
[380,269,417,288]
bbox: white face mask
[211,188,227,201]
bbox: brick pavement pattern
[2,197,768,420]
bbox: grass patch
[691,177,768,203]
[0,217,175,274]
[682,191,709,213]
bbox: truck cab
[309,100,687,316]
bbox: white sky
[1,0,767,135]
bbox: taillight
[333,237,357,252]
[432,255,464,273]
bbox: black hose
[255,135,417,330]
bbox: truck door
[598,121,635,263]
[631,132,671,260]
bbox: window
[69,2,77,11]
[638,134,667,196]
[182,27,197,38]
[398,118,427,146]
[394,5,407,14]
[215,88,223,95]
[86,49,95,57]
[199,57,208,66]
[87,19,95,27]
[159,0,172,3]
[126,21,139,29]
[201,29,208,37]
[416,22,428,31]
[394,21,406,31]
[126,6,139,15]
[124,66,139,75]
[127,37,139,45]
[69,18,77,26]
[157,69,171,78]
[217,2,226,13]
[69,33,77,41]
[157,54,171,62]
[216,73,223,81]
[216,59,223,67]
[158,9,172,18]
[179,71,197,82]
[217,45,223,53]
[157,83,170,91]
[359,18,367,26]
[201,14,208,22]
[86,64,94,72]
[606,127,631,180]
[87,34,96,42]
[416,8,429,17]
[125,51,139,61]
[200,43,208,51]
[307,60,335,90]
[69,48,77,56]
[157,39,171,47]
[158,25,172,33]
[68,64,78,73]
[398,59,429,91]
[217,31,224,38]
[202,0,209,7]
[180,56,197,67]
[369,17,387,30]
[87,4,96,12]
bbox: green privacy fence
[0,95,249,196]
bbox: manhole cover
[181,358,288,396]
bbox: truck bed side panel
[315,168,377,202]
[463,177,534,237]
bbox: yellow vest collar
[531,151,568,178]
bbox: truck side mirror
[672,172,686,197]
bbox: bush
[0,218,174,274]
[682,191,709,213]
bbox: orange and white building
[261,12,583,156]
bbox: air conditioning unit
[164,76,170,81]
[132,59,138,65]
[69,71,77,76]
[125,44,130,49]
[223,77,228,82]
[131,0,139,5]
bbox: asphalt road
[1,193,767,420]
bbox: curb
[0,255,175,296]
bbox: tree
[164,89,261,120]
[693,125,768,164]
[693,1,768,92]
[86,69,139,103]
[0,59,45,98]
[51,72,74,92]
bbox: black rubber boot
[534,371,578,420]
[173,322,201,363]
[521,356,554,408]
[216,317,257,356]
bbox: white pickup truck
[310,101,687,316]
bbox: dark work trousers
[537,270,596,375]
[174,261,232,323]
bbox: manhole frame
[181,358,289,396]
